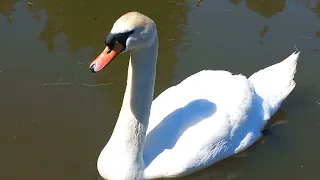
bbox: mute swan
[89,12,300,180]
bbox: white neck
[98,35,158,180]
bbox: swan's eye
[116,30,135,48]
[105,30,134,51]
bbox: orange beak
[89,41,125,73]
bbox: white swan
[89,12,300,180]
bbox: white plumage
[91,12,300,180]
[144,52,299,179]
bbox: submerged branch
[80,83,111,87]
[300,35,312,39]
[41,82,113,88]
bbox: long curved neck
[113,37,158,152]
[98,34,158,179]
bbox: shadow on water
[246,0,286,18]
[0,0,19,23]
[228,0,320,38]
[228,0,320,19]
[144,99,217,167]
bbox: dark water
[0,0,319,179]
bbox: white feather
[95,12,300,180]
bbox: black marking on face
[105,30,135,51]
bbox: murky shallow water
[0,0,320,179]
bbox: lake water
[0,0,320,179]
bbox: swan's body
[89,12,300,180]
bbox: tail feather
[249,51,300,117]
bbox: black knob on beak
[89,63,96,73]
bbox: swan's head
[89,12,157,73]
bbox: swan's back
[143,52,299,179]
[144,70,264,178]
